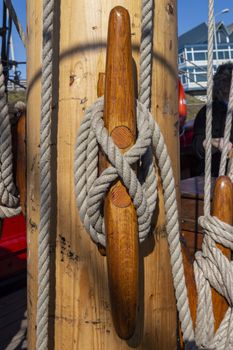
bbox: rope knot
[194,214,233,348]
[75,97,158,246]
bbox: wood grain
[103,7,138,340]
[211,176,233,331]
[27,1,42,348]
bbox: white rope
[204,0,214,216]
[193,0,233,348]
[75,96,195,343]
[0,61,21,217]
[75,0,194,344]
[36,0,54,348]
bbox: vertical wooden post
[27,1,42,349]
[148,1,178,348]
[27,0,179,349]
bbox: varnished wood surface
[103,6,138,340]
[211,176,233,331]
[180,176,233,338]
[12,112,26,216]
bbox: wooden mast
[27,0,179,349]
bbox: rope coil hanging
[0,62,21,218]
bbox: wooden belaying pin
[101,6,138,339]
[211,176,233,331]
[11,103,26,216]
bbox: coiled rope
[36,0,54,348]
[0,62,21,218]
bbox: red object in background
[178,79,187,129]
[178,80,194,148]
[0,213,26,280]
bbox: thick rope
[74,0,233,348]
[0,61,21,217]
[36,0,54,349]
[75,99,195,343]
[193,0,233,348]
[4,0,27,47]
[75,0,194,344]
[139,0,157,221]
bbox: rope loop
[194,215,233,349]
[0,61,21,218]
[75,97,157,247]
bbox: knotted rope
[192,0,233,348]
[0,62,21,218]
[36,0,54,349]
[75,0,194,342]
[36,0,233,348]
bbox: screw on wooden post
[211,176,233,331]
[99,6,138,340]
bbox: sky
[0,0,26,79]
[178,0,233,35]
[1,1,233,80]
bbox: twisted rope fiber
[139,0,194,342]
[36,0,54,349]
[193,216,233,349]
[193,0,233,348]
[75,0,194,344]
[204,0,214,216]
[0,62,21,217]
[75,98,154,246]
[75,0,233,348]
[139,0,157,220]
[75,101,194,343]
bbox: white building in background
[179,21,233,96]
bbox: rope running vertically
[36,0,54,348]
[204,0,214,215]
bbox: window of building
[179,54,184,64]
[181,75,186,85]
[187,52,193,61]
[193,45,207,51]
[196,74,207,82]
[194,52,206,61]
[224,51,230,59]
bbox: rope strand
[36,0,54,348]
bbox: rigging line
[3,0,26,47]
